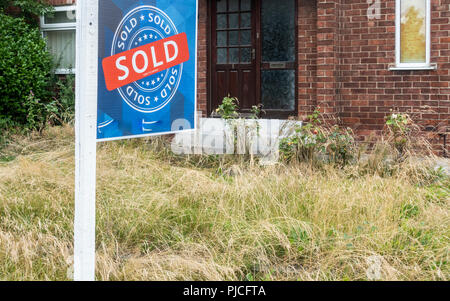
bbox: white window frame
[40,5,77,74]
[390,0,436,71]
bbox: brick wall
[338,0,449,155]
[197,0,208,116]
[297,0,318,118]
[316,0,342,121]
[48,0,75,5]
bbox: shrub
[279,110,356,166]
[216,96,239,120]
[215,96,262,120]
[385,112,412,156]
[327,126,356,166]
[0,13,53,128]
[280,110,323,162]
[1,0,52,24]
[49,74,76,125]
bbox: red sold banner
[102,32,189,91]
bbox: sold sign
[102,32,189,91]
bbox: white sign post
[74,0,98,281]
[73,0,198,281]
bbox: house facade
[45,0,449,156]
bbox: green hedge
[0,13,53,128]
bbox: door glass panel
[229,48,239,63]
[229,13,239,29]
[229,0,239,12]
[214,0,253,66]
[261,0,295,62]
[217,0,227,12]
[217,48,227,64]
[241,13,251,28]
[241,0,251,11]
[217,31,227,46]
[229,31,239,46]
[261,70,295,110]
[240,30,251,46]
[217,14,227,29]
[241,48,251,63]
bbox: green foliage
[279,110,324,162]
[50,75,76,125]
[400,203,420,219]
[0,0,52,24]
[24,91,49,131]
[385,112,413,157]
[216,95,239,120]
[22,75,75,131]
[279,109,356,166]
[216,96,262,120]
[0,13,53,129]
[249,104,262,120]
[327,126,356,166]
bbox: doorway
[209,0,297,118]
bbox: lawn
[0,126,448,280]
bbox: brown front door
[209,0,297,118]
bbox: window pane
[240,30,251,46]
[229,31,239,46]
[229,13,239,29]
[217,0,227,12]
[241,13,251,28]
[262,0,295,62]
[229,48,239,63]
[217,48,227,64]
[241,0,251,11]
[217,14,227,29]
[44,10,76,24]
[44,30,76,69]
[240,48,251,63]
[400,0,426,63]
[262,70,295,110]
[229,0,239,12]
[217,31,227,46]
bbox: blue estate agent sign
[97,0,198,141]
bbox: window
[40,6,76,74]
[391,0,436,70]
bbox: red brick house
[44,0,449,155]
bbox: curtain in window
[44,30,76,70]
[400,0,427,63]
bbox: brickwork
[48,0,75,5]
[297,0,318,118]
[338,0,449,155]
[197,0,208,116]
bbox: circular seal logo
[111,6,183,113]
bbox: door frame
[207,0,299,119]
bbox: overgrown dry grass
[0,126,448,281]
